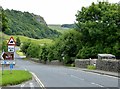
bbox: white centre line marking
[70,74,85,80]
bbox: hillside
[2,9,60,39]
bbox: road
[2,47,120,89]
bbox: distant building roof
[98,54,115,59]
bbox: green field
[0,32,54,45]
[48,24,71,33]
[1,70,32,86]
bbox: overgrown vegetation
[21,1,120,65]
[2,40,7,52]
[75,2,120,59]
[16,37,21,46]
[21,30,81,64]
[87,65,96,70]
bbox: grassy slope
[0,32,53,45]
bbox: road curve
[14,47,119,88]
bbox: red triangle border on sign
[7,37,16,46]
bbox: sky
[0,0,120,24]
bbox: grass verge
[1,70,32,86]
[0,71,2,86]
[16,50,25,56]
[87,65,96,70]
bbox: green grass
[16,50,25,56]
[87,65,96,70]
[0,71,2,86]
[13,35,53,45]
[1,70,32,86]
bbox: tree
[0,7,8,32]
[16,37,21,46]
[75,1,120,59]
[2,40,8,52]
[52,30,82,64]
[26,43,40,58]
[39,46,48,64]
[21,40,31,54]
[2,9,60,39]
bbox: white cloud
[0,0,119,24]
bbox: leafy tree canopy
[75,1,120,58]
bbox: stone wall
[75,59,120,72]
[75,59,90,68]
[46,60,63,66]
[30,58,41,63]
[30,58,63,66]
[96,60,120,72]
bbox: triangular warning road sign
[8,37,16,45]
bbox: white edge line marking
[21,84,25,87]
[29,82,34,87]
[91,82,104,87]
[24,68,27,71]
[76,70,118,79]
[30,72,46,89]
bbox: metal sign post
[7,37,16,74]
[1,37,16,74]
[10,64,14,74]
[2,64,4,75]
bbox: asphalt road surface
[1,47,120,89]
